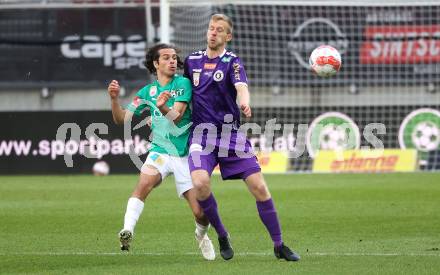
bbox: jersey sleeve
[229,56,248,86]
[126,87,150,116]
[174,77,192,103]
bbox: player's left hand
[240,104,252,118]
[156,91,171,108]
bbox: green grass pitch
[1,173,439,274]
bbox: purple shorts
[188,131,261,180]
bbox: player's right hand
[108,80,120,99]
[240,104,252,118]
[156,91,172,108]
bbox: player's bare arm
[156,91,188,123]
[235,83,252,118]
[107,80,133,125]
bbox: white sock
[123,197,144,233]
[195,222,210,238]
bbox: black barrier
[0,111,151,174]
[0,8,154,88]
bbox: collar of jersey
[204,48,227,59]
[153,75,176,89]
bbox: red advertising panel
[360,25,440,64]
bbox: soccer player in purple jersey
[184,14,300,261]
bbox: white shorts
[143,152,193,198]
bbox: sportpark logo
[60,34,146,70]
[0,136,148,161]
[287,17,349,69]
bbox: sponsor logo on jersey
[204,63,216,70]
[221,56,233,63]
[149,86,157,97]
[168,89,183,97]
[213,70,224,82]
[233,63,241,81]
[193,72,200,86]
[175,88,184,97]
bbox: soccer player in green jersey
[107,43,215,260]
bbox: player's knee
[192,175,210,191]
[252,182,270,199]
[256,183,268,194]
[194,183,211,198]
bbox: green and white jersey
[126,75,192,157]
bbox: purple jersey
[185,49,260,180]
[184,49,248,129]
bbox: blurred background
[1,0,439,174]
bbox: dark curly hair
[144,43,183,74]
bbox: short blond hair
[210,13,233,34]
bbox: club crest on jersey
[149,86,157,97]
[213,70,224,82]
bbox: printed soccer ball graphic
[411,121,440,152]
[309,45,342,77]
[319,124,348,150]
